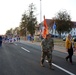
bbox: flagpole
[40,0,42,39]
[40,0,42,23]
[53,22,56,38]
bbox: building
[35,19,76,37]
[66,21,76,36]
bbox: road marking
[45,60,75,75]
[14,43,17,45]
[21,47,30,53]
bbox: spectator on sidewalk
[40,33,54,70]
[65,34,75,64]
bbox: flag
[53,22,56,30]
[42,16,48,38]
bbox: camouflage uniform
[41,37,54,68]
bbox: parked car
[62,37,66,41]
[72,36,76,42]
[63,36,76,42]
[51,34,59,38]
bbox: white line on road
[14,43,17,45]
[21,47,30,53]
[45,60,75,75]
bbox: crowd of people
[3,35,20,43]
[0,35,20,47]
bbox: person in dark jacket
[0,36,2,47]
[65,34,75,64]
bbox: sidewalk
[21,40,76,56]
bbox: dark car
[62,35,76,42]
[62,37,66,41]
[72,36,76,42]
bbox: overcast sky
[0,0,76,35]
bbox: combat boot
[49,64,54,70]
[40,62,45,67]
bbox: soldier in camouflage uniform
[40,34,54,70]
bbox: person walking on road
[0,35,2,47]
[40,34,54,70]
[65,34,75,64]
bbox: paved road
[0,41,76,75]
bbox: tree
[19,12,28,36]
[54,10,73,37]
[13,27,20,35]
[6,28,13,35]
[27,3,37,36]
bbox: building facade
[35,19,76,37]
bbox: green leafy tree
[27,3,37,36]
[6,28,13,35]
[55,10,73,37]
[13,27,20,35]
[14,3,37,37]
[19,12,28,36]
